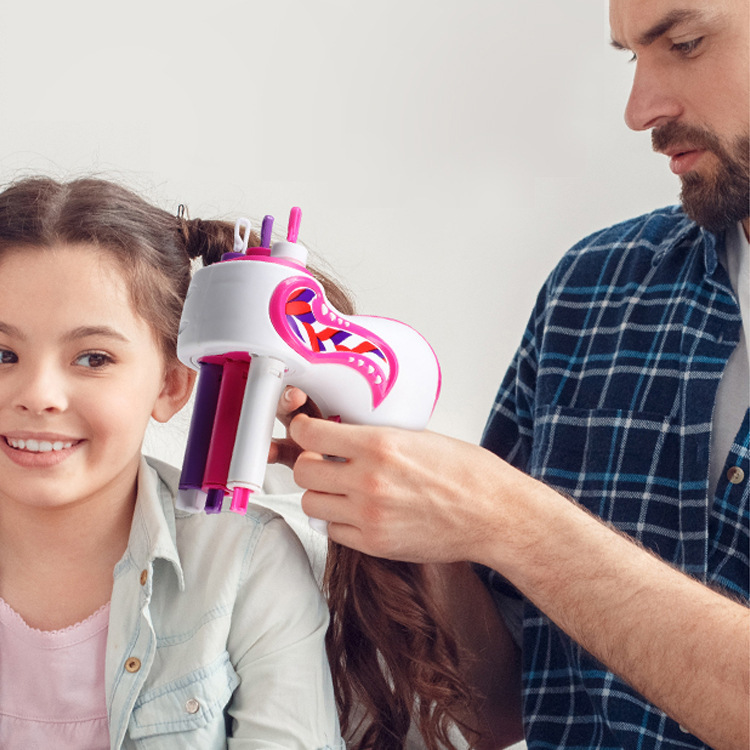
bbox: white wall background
[0,4,683,748]
[0,1,680,455]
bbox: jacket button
[140,569,148,585]
[185,698,201,714]
[125,657,142,673]
[727,466,745,485]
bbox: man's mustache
[652,122,722,156]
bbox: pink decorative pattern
[270,276,399,408]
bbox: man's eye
[0,349,18,364]
[75,352,113,368]
[672,37,703,56]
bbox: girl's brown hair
[0,175,478,749]
[0,176,217,359]
[325,546,479,749]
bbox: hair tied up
[178,210,234,267]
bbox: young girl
[0,175,482,750]
[0,176,344,749]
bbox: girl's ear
[151,361,197,423]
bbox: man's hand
[287,413,750,749]
[288,412,530,564]
[268,387,322,469]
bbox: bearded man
[282,1,750,748]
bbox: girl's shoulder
[143,455,315,587]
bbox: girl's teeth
[7,438,75,452]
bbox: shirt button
[185,698,201,715]
[140,569,148,585]
[727,466,745,485]
[125,657,142,673]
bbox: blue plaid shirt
[480,206,749,750]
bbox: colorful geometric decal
[269,276,399,408]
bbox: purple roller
[204,488,225,514]
[176,362,223,512]
[260,215,274,249]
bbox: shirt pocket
[529,405,685,546]
[127,650,239,748]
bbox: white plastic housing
[177,257,441,431]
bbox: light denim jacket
[106,456,344,749]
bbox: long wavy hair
[0,175,479,749]
[325,545,479,749]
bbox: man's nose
[624,61,683,131]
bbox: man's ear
[151,362,197,423]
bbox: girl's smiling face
[0,244,191,512]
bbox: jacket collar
[124,456,185,591]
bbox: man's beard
[652,122,749,233]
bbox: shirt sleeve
[481,284,545,472]
[474,282,548,644]
[225,515,344,750]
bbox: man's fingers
[325,521,369,551]
[302,488,397,559]
[276,387,305,426]
[294,447,351,494]
[290,413,368,458]
[301,488,362,536]
[276,387,322,428]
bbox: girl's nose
[624,61,683,132]
[13,365,69,415]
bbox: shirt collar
[702,228,721,276]
[125,456,185,591]
[650,206,722,277]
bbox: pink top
[0,597,110,749]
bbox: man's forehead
[609,0,732,47]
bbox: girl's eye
[0,349,18,364]
[75,352,113,369]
